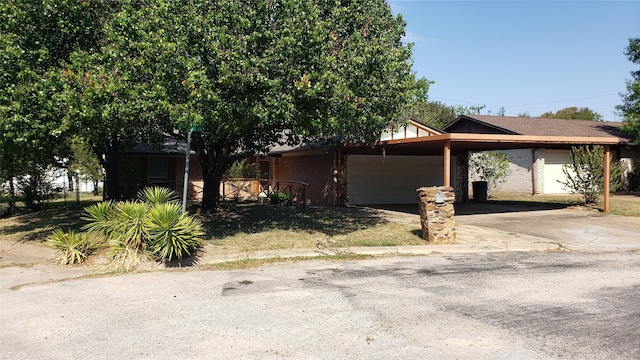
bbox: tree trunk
[67,172,74,191]
[193,137,242,212]
[100,137,120,201]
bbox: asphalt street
[2,251,639,359]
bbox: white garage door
[543,150,571,194]
[346,155,447,205]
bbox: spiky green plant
[82,201,115,237]
[138,186,179,205]
[49,229,95,265]
[145,202,204,262]
[111,201,149,251]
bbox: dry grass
[1,201,425,254]
[202,203,425,253]
[490,192,640,217]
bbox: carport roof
[360,115,634,155]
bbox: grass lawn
[202,203,425,254]
[0,198,425,253]
[489,192,640,217]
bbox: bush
[224,159,261,179]
[49,229,96,265]
[559,145,625,204]
[145,202,203,262]
[469,151,511,196]
[81,187,204,270]
[138,186,179,205]
[269,191,293,204]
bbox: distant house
[443,115,639,194]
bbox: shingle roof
[448,115,634,142]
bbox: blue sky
[389,0,640,121]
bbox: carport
[341,133,622,212]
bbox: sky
[389,0,640,121]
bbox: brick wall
[469,149,534,194]
[273,152,334,205]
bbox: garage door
[543,150,571,194]
[346,155,447,205]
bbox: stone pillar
[416,186,457,244]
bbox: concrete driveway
[373,202,640,253]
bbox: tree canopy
[540,107,603,121]
[81,0,416,210]
[617,37,640,143]
[1,0,109,210]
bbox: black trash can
[472,181,488,203]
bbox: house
[266,115,637,210]
[443,115,639,194]
[118,137,203,200]
[118,116,638,211]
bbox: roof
[444,115,634,143]
[124,137,193,155]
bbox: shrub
[469,151,511,195]
[49,229,96,265]
[559,145,625,204]
[145,202,204,262]
[81,187,204,270]
[269,191,293,204]
[138,186,179,205]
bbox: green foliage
[17,165,55,211]
[82,187,203,270]
[559,146,625,204]
[81,0,414,211]
[82,200,116,236]
[49,229,95,265]
[540,107,603,121]
[145,202,204,262]
[469,151,511,195]
[402,77,457,129]
[224,160,261,180]
[269,191,294,204]
[68,137,103,195]
[617,38,640,143]
[138,186,179,205]
[0,0,109,196]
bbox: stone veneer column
[416,186,457,244]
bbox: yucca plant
[82,201,115,237]
[145,202,204,262]
[107,239,150,272]
[138,186,179,205]
[49,229,95,265]
[111,201,150,250]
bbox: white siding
[346,155,450,205]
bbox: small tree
[469,151,511,197]
[559,145,624,204]
[68,137,103,196]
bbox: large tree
[0,0,108,211]
[90,0,415,211]
[540,107,603,121]
[617,37,640,143]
